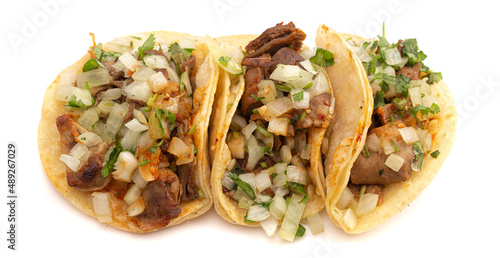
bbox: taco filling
[337,35,443,229]
[216,23,334,240]
[54,33,204,231]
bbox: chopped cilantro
[82,58,105,72]
[101,142,123,178]
[412,141,425,170]
[228,173,256,200]
[218,56,231,66]
[431,150,440,159]
[295,224,306,237]
[426,72,443,84]
[287,182,309,203]
[138,34,156,60]
[374,91,386,109]
[309,47,334,68]
[138,159,150,167]
[292,90,304,102]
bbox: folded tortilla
[318,26,457,233]
[38,31,218,233]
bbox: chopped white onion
[99,88,123,101]
[124,184,142,205]
[272,163,288,187]
[131,169,148,189]
[274,186,289,197]
[381,138,396,155]
[59,154,81,172]
[73,87,94,106]
[227,133,245,159]
[167,137,195,165]
[133,109,148,124]
[269,194,287,220]
[96,100,115,116]
[270,64,313,89]
[383,47,403,66]
[147,71,169,92]
[123,81,153,103]
[144,55,169,69]
[179,37,196,50]
[306,68,331,98]
[408,87,423,107]
[286,165,308,185]
[399,127,419,144]
[337,187,355,209]
[91,192,113,223]
[246,205,271,222]
[267,118,290,137]
[118,52,140,72]
[78,108,99,131]
[221,171,236,190]
[103,102,129,143]
[126,196,145,217]
[165,66,180,85]
[231,115,248,130]
[55,86,75,102]
[279,193,307,242]
[343,208,358,230]
[77,132,103,147]
[246,135,265,170]
[239,173,256,191]
[76,68,111,88]
[422,95,440,108]
[113,151,139,182]
[181,71,193,96]
[257,80,278,105]
[258,97,294,121]
[385,154,405,172]
[239,196,254,209]
[352,46,372,62]
[355,193,379,216]
[290,89,310,109]
[300,144,311,160]
[121,130,141,150]
[260,215,279,237]
[299,59,318,75]
[255,171,272,193]
[366,133,382,153]
[69,143,89,160]
[242,121,257,139]
[306,212,324,235]
[132,67,156,82]
[279,145,293,164]
[125,118,148,132]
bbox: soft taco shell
[319,28,457,233]
[38,31,218,233]
[208,32,339,226]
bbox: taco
[208,22,363,241]
[318,27,457,233]
[38,31,218,233]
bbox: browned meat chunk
[397,62,421,80]
[245,22,306,58]
[134,168,182,231]
[180,54,196,75]
[293,93,333,129]
[270,47,305,72]
[177,162,198,201]
[241,67,264,117]
[241,53,275,69]
[56,114,111,191]
[375,103,396,125]
[350,124,414,185]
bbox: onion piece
[279,193,307,242]
[96,100,115,116]
[59,154,81,172]
[383,47,403,66]
[121,130,141,150]
[355,193,379,216]
[118,52,140,72]
[343,208,358,230]
[123,81,153,103]
[257,80,278,105]
[257,97,294,121]
[231,115,247,130]
[180,71,193,96]
[279,145,293,164]
[238,196,254,209]
[227,133,245,159]
[99,88,123,101]
[125,118,148,132]
[399,127,419,144]
[132,67,156,82]
[299,59,318,75]
[272,163,288,187]
[144,55,169,69]
[76,68,111,88]
[147,71,169,92]
[112,151,139,182]
[69,143,89,160]
[78,108,99,131]
[77,132,103,147]
[337,187,355,209]
[381,138,396,155]
[179,37,196,50]
[126,196,145,217]
[103,102,129,143]
[255,171,272,193]
[408,87,422,107]
[306,212,324,235]
[260,215,279,237]
[55,86,75,102]
[91,192,113,223]
[385,154,405,172]
[239,173,256,191]
[286,165,308,185]
[246,205,271,222]
[124,184,142,205]
[221,171,236,190]
[267,118,290,136]
[167,137,194,165]
[242,121,257,139]
[366,133,382,153]
[290,89,310,109]
[165,66,180,85]
[246,135,265,170]
[269,194,287,220]
[131,169,148,189]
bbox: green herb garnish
[309,47,334,68]
[228,173,256,200]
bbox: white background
[1,0,499,257]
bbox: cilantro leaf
[295,224,306,237]
[228,173,256,200]
[431,150,440,159]
[102,142,123,178]
[309,47,334,68]
[218,56,231,66]
[287,182,309,203]
[93,43,121,62]
[395,74,412,95]
[374,90,386,109]
[82,58,105,72]
[412,141,425,170]
[292,91,304,102]
[138,34,156,60]
[426,72,443,84]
